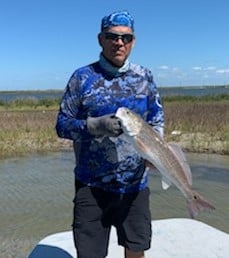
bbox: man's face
[98,26,135,67]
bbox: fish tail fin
[187,191,215,219]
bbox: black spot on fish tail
[188,191,215,219]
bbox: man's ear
[98,33,103,47]
[131,37,136,49]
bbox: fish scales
[115,107,215,218]
[135,127,191,196]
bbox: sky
[1,0,229,90]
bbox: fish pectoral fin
[161,176,172,190]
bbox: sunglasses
[103,32,134,44]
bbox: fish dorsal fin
[168,143,192,185]
[161,176,172,190]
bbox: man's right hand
[87,114,123,137]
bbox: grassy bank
[0,95,228,159]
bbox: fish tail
[187,191,215,219]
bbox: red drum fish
[115,107,215,218]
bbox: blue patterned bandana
[101,10,134,32]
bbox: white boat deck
[28,218,229,258]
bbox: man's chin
[112,56,126,67]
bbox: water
[159,85,229,97]
[0,86,228,102]
[0,152,228,258]
[0,91,63,102]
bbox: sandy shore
[168,132,228,155]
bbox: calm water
[0,152,228,258]
[0,86,228,102]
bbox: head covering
[101,10,134,32]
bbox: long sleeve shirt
[56,60,164,193]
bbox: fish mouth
[115,107,142,136]
[115,108,123,119]
[116,107,128,117]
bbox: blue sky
[1,0,229,90]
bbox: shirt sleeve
[55,73,92,141]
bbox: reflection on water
[0,152,228,258]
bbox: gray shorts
[72,180,152,258]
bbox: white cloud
[216,69,229,74]
[192,66,202,71]
[158,65,169,70]
[153,64,229,86]
[204,66,216,71]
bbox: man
[56,10,164,258]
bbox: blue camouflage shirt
[56,59,164,193]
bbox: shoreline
[0,98,228,159]
[2,132,227,161]
[56,134,228,155]
[167,132,228,155]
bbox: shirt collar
[99,53,130,77]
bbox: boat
[28,218,229,258]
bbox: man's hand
[87,114,123,137]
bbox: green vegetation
[0,97,60,110]
[0,94,228,159]
[0,110,64,159]
[0,93,228,110]
[164,101,228,154]
[163,93,229,103]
